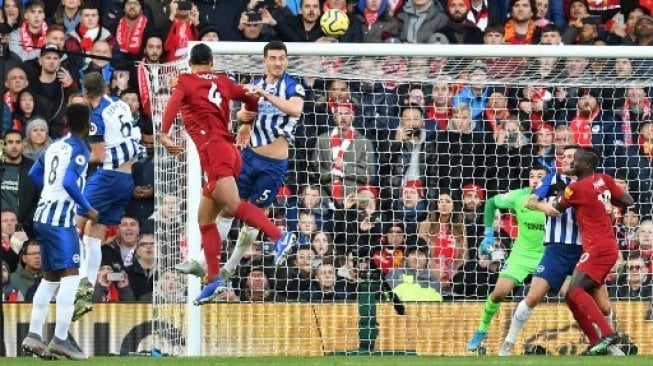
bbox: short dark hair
[3,129,24,140]
[541,23,561,35]
[25,0,45,11]
[83,72,106,98]
[400,104,424,118]
[189,43,212,65]
[66,104,91,133]
[563,144,582,151]
[79,2,99,13]
[484,23,505,35]
[529,164,549,174]
[263,41,287,58]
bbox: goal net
[151,42,653,357]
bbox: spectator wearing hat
[311,102,375,207]
[353,0,400,43]
[378,104,429,210]
[397,0,448,43]
[8,0,47,62]
[198,24,221,41]
[21,116,51,160]
[113,0,155,63]
[439,0,483,44]
[21,25,79,86]
[29,43,80,138]
[386,243,443,301]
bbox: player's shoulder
[282,73,305,96]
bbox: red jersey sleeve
[161,76,187,134]
[220,76,259,113]
[604,174,626,202]
[558,182,580,209]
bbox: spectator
[516,84,555,131]
[194,0,247,41]
[3,66,30,127]
[539,22,562,44]
[237,9,274,41]
[453,247,504,298]
[386,245,442,301]
[8,0,47,62]
[263,0,322,42]
[22,25,77,82]
[240,266,285,301]
[609,255,652,300]
[461,182,485,259]
[553,124,572,171]
[616,205,640,255]
[286,184,333,233]
[51,0,81,33]
[609,6,647,45]
[296,210,318,246]
[467,0,508,31]
[492,117,531,192]
[451,61,491,121]
[355,0,400,43]
[113,0,154,63]
[378,105,430,209]
[1,130,39,235]
[530,124,556,173]
[92,261,135,303]
[161,0,199,62]
[398,0,448,43]
[391,180,428,231]
[440,0,483,44]
[302,260,351,301]
[11,89,44,132]
[103,214,141,269]
[64,3,114,72]
[425,76,452,134]
[371,222,406,275]
[29,44,80,138]
[418,190,466,292]
[135,34,164,118]
[481,91,510,137]
[534,0,550,26]
[503,0,541,45]
[156,269,186,303]
[311,102,375,206]
[21,116,51,160]
[3,0,22,30]
[334,186,383,251]
[310,230,336,266]
[125,232,155,301]
[10,240,41,297]
[2,259,24,302]
[337,247,361,284]
[636,220,653,263]
[1,209,23,272]
[426,104,493,194]
[275,246,314,300]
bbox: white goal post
[150,42,653,357]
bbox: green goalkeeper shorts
[499,251,543,285]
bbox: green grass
[2,356,651,366]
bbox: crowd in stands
[1,0,653,306]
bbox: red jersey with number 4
[161,71,259,149]
[558,173,625,250]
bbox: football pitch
[4,356,652,366]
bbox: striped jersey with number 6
[89,95,141,169]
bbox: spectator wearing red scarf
[161,0,199,62]
[439,0,484,44]
[504,0,541,44]
[113,0,155,63]
[354,0,400,42]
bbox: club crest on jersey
[73,254,80,263]
[564,186,573,199]
[75,155,86,165]
[537,265,545,273]
[295,84,305,96]
[89,122,97,134]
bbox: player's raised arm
[160,84,185,155]
[27,152,46,190]
[246,84,305,118]
[606,174,635,208]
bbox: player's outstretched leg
[48,274,87,360]
[23,279,60,360]
[221,224,259,281]
[468,278,514,352]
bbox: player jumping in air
[548,148,633,355]
[498,145,622,356]
[467,165,548,352]
[176,41,304,282]
[75,72,141,312]
[22,104,97,360]
[160,43,295,305]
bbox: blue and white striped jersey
[89,95,141,170]
[249,73,304,147]
[30,135,91,227]
[533,172,582,246]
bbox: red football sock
[566,294,599,345]
[200,223,221,279]
[234,202,281,241]
[568,288,614,341]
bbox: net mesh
[151,46,653,356]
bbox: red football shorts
[575,244,619,285]
[199,140,241,198]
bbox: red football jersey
[559,173,625,250]
[161,71,258,149]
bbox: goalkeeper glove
[480,227,495,256]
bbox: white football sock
[223,225,259,274]
[601,310,614,336]
[77,236,87,279]
[505,300,533,344]
[217,216,234,243]
[29,279,60,337]
[84,236,102,285]
[54,275,80,340]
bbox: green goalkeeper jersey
[484,187,545,260]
